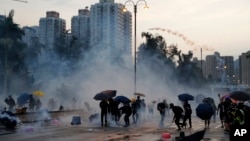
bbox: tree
[0,10,28,95]
[137,32,176,83]
[137,32,207,89]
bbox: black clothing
[217,102,225,120]
[109,100,120,123]
[157,102,167,127]
[157,102,167,114]
[183,102,192,128]
[171,106,183,130]
[4,97,16,111]
[100,100,109,127]
[131,102,138,123]
[120,105,132,126]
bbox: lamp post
[123,0,148,93]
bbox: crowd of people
[3,95,42,113]
[99,96,146,127]
[216,94,250,132]
[97,95,190,129]
[97,92,250,134]
[2,91,250,134]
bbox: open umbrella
[93,90,117,100]
[196,103,214,120]
[134,92,145,97]
[17,93,32,106]
[114,96,131,103]
[180,129,206,141]
[229,91,250,102]
[178,93,194,101]
[32,90,44,97]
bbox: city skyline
[1,0,250,60]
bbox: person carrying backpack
[170,103,183,131]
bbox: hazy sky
[1,0,250,60]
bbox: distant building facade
[89,0,132,61]
[239,50,250,86]
[38,11,66,49]
[204,52,234,84]
[71,7,90,47]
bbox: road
[0,115,229,141]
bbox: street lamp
[123,0,149,93]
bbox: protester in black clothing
[223,98,232,131]
[157,99,167,128]
[217,99,225,128]
[100,99,109,127]
[108,98,120,124]
[183,100,192,128]
[4,95,16,111]
[132,96,141,124]
[120,103,132,127]
[170,103,183,131]
[131,100,137,124]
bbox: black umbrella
[229,91,250,102]
[180,129,206,141]
[17,93,32,106]
[196,103,214,120]
[93,90,117,100]
[114,96,131,103]
[178,93,194,101]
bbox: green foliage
[0,10,35,94]
[138,32,207,88]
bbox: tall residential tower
[39,11,66,49]
[71,7,90,47]
[89,0,132,60]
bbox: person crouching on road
[120,103,132,127]
[170,103,184,131]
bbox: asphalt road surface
[0,115,229,141]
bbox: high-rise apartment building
[239,50,250,86]
[39,11,66,49]
[204,52,234,84]
[71,7,90,47]
[204,54,217,80]
[221,56,234,84]
[89,0,132,60]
